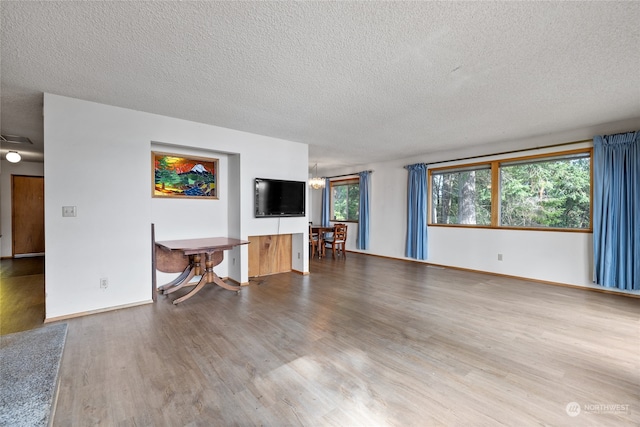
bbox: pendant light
[309,163,325,189]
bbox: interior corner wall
[309,186,323,225]
[227,153,244,282]
[0,160,45,257]
[43,94,309,319]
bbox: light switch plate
[62,206,77,217]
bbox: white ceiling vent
[0,135,33,144]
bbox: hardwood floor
[50,254,639,426]
[0,256,45,335]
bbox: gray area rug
[0,323,68,427]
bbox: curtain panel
[321,177,331,227]
[593,130,640,290]
[405,163,428,260]
[357,171,371,250]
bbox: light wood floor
[22,254,640,425]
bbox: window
[431,165,492,225]
[331,178,359,222]
[500,153,590,228]
[428,148,592,231]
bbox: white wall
[315,117,640,295]
[308,186,322,225]
[0,160,45,257]
[44,94,309,319]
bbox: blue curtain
[593,131,640,290]
[357,171,371,249]
[405,163,428,260]
[321,178,331,227]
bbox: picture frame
[152,152,219,199]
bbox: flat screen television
[255,178,306,217]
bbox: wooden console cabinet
[248,234,292,277]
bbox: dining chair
[324,223,347,259]
[309,225,321,258]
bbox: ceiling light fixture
[6,151,22,163]
[309,163,325,190]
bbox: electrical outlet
[233,258,236,265]
[62,206,77,217]
[100,277,108,289]
[298,252,301,259]
[497,254,503,261]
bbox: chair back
[333,223,347,242]
[309,225,319,241]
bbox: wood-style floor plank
[46,254,640,425]
[0,256,45,334]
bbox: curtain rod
[327,170,373,179]
[407,138,592,168]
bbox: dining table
[310,225,335,258]
[155,237,249,304]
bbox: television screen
[255,178,306,217]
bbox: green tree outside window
[331,179,359,221]
[430,150,591,230]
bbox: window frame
[330,177,360,223]
[429,162,493,227]
[427,148,593,232]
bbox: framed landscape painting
[152,152,218,199]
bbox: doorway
[12,175,45,257]
[0,256,45,334]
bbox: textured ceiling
[1,1,639,168]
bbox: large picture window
[428,148,592,231]
[431,165,492,225]
[500,153,590,228]
[331,178,359,222]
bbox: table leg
[204,251,241,292]
[157,264,193,294]
[172,252,240,304]
[172,273,208,304]
[210,272,241,292]
[160,253,201,295]
[162,268,196,295]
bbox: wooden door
[12,175,45,256]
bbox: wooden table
[310,225,335,258]
[155,237,249,304]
